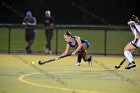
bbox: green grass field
[0,54,140,93]
[1,28,140,55]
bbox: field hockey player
[58,30,92,66]
[124,15,140,69]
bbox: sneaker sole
[125,65,136,70]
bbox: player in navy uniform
[43,10,55,54]
[59,30,92,66]
[22,11,36,54]
[124,15,140,69]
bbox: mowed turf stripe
[18,72,103,93]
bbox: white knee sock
[124,51,134,63]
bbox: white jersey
[130,21,140,39]
[129,21,140,48]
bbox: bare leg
[124,42,136,69]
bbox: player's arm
[28,22,36,26]
[28,17,37,26]
[72,36,82,55]
[50,16,54,26]
[59,44,70,57]
[22,18,27,25]
[22,22,26,25]
[128,21,135,26]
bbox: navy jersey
[23,16,36,29]
[68,36,90,49]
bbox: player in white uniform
[124,15,140,69]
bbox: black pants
[45,29,53,50]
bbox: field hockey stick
[115,58,126,69]
[38,54,72,65]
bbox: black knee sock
[77,51,83,63]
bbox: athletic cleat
[28,49,32,54]
[44,48,49,54]
[75,62,81,66]
[49,50,52,55]
[25,47,32,54]
[88,56,92,66]
[125,61,136,69]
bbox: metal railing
[0,24,139,55]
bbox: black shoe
[28,50,32,54]
[125,61,136,69]
[131,61,136,68]
[25,47,32,54]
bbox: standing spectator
[43,10,55,54]
[22,11,37,54]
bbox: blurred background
[0,0,139,25]
[0,0,140,55]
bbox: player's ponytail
[64,30,72,37]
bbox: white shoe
[75,62,81,66]
[88,56,92,66]
[49,50,52,54]
[44,48,49,54]
[125,61,136,69]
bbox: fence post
[8,24,11,53]
[55,25,58,55]
[104,30,107,56]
